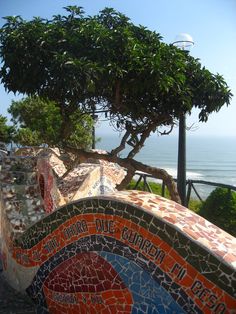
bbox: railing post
[143,175,152,193]
[191,183,203,203]
[133,174,143,190]
[161,182,165,197]
[131,172,236,204]
[186,180,192,207]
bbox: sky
[0,0,236,138]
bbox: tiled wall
[0,152,236,313]
[37,157,65,213]
[0,156,45,238]
[10,193,236,312]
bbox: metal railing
[133,171,236,207]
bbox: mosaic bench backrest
[4,190,236,313]
[36,152,126,212]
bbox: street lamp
[91,107,108,150]
[92,107,98,149]
[172,33,194,51]
[172,33,194,206]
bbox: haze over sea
[97,134,236,200]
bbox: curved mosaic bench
[2,191,235,313]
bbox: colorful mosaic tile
[1,151,236,313]
[57,162,126,201]
[0,156,45,239]
[10,195,235,313]
[37,157,65,213]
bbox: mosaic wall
[35,148,126,210]
[0,156,45,238]
[0,149,125,293]
[0,151,236,313]
[57,162,126,202]
[11,192,236,313]
[37,156,65,213]
[0,155,46,289]
[0,148,126,239]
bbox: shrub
[199,187,236,237]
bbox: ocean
[97,134,236,200]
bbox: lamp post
[172,33,194,206]
[91,108,107,150]
[92,106,96,149]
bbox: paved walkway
[0,259,36,314]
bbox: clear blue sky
[0,0,236,137]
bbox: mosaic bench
[1,191,235,313]
[0,153,236,313]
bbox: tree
[0,114,14,143]
[8,96,94,149]
[0,7,232,202]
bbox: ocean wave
[163,168,203,179]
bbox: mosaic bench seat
[1,191,235,313]
[0,151,236,313]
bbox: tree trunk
[116,166,136,190]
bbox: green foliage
[13,128,41,146]
[0,6,232,147]
[188,199,201,213]
[8,96,93,148]
[199,188,236,236]
[66,108,94,149]
[0,114,14,143]
[9,97,62,145]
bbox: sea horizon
[97,133,236,199]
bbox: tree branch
[110,129,130,156]
[116,166,135,190]
[159,124,174,136]
[65,146,181,203]
[127,123,156,158]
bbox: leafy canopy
[0,114,14,143]
[0,6,232,155]
[8,96,94,148]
